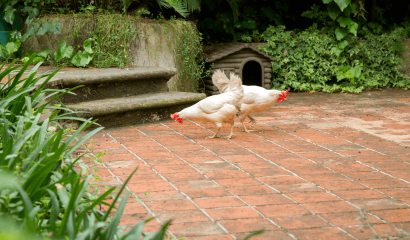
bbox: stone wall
[22,17,195,92]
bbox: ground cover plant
[0,55,171,239]
[259,24,410,93]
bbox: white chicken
[212,69,289,133]
[170,74,244,139]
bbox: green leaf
[338,65,351,72]
[6,30,22,43]
[343,5,352,15]
[338,40,349,49]
[335,27,348,40]
[336,71,346,81]
[105,191,131,239]
[327,2,341,21]
[6,41,20,55]
[349,65,362,78]
[54,41,74,62]
[33,57,44,65]
[351,3,357,14]
[21,57,30,64]
[25,17,33,26]
[348,21,359,36]
[83,38,93,54]
[37,49,52,58]
[344,70,355,78]
[332,47,343,57]
[334,0,351,12]
[337,16,352,28]
[37,22,62,35]
[31,8,40,18]
[322,0,334,3]
[157,0,190,17]
[0,44,7,57]
[4,8,16,24]
[70,51,93,67]
[22,23,40,42]
[242,230,265,240]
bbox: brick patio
[85,89,410,239]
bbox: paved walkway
[85,89,410,240]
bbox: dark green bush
[259,25,410,93]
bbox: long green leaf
[75,187,116,232]
[57,174,81,237]
[102,167,139,221]
[105,191,131,240]
[64,126,103,158]
[45,189,60,230]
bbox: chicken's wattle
[171,113,183,124]
[277,89,290,102]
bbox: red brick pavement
[83,90,410,239]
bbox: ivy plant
[260,25,410,93]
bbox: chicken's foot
[241,120,256,133]
[225,124,235,139]
[247,115,257,128]
[206,127,221,139]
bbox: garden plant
[0,54,171,239]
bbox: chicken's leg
[206,126,221,139]
[241,120,251,133]
[226,122,235,139]
[247,115,257,128]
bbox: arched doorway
[242,61,262,86]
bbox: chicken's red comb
[170,113,179,120]
[170,113,183,124]
[277,89,290,103]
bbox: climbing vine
[173,21,212,93]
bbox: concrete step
[44,67,177,104]
[67,92,206,127]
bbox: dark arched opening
[242,61,262,86]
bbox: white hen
[212,69,289,133]
[170,74,244,139]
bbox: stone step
[67,92,206,127]
[44,67,177,104]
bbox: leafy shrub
[0,55,170,239]
[259,25,410,93]
[174,21,212,92]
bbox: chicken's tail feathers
[227,74,244,103]
[212,69,230,93]
[228,74,243,91]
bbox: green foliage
[157,0,201,18]
[54,41,74,62]
[198,0,292,42]
[174,22,212,92]
[89,13,138,68]
[321,0,360,54]
[70,50,93,67]
[70,38,94,67]
[259,25,410,93]
[0,55,171,239]
[5,41,20,56]
[36,22,62,36]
